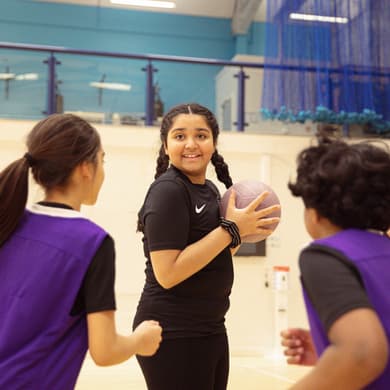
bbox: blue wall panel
[0,0,239,118]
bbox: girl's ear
[78,161,93,179]
[164,143,168,156]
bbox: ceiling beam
[231,0,263,35]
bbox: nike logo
[195,204,206,214]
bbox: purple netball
[220,180,281,243]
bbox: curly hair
[289,137,390,232]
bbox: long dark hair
[155,103,233,187]
[289,137,390,231]
[0,113,101,247]
[137,103,233,232]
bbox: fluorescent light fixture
[110,0,176,9]
[289,13,348,24]
[89,82,131,91]
[15,73,39,80]
[0,73,16,80]
[0,73,39,80]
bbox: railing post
[234,67,249,131]
[43,53,60,115]
[142,61,158,126]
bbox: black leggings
[136,333,229,390]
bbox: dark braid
[138,102,234,232]
[153,102,226,179]
[153,104,189,179]
[137,146,168,232]
[211,150,233,189]
[136,209,144,233]
[154,102,233,186]
[155,145,169,179]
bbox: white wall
[0,119,318,356]
[216,55,266,132]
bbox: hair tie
[24,152,36,167]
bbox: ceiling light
[289,13,348,24]
[110,0,176,9]
[89,82,131,91]
[0,73,16,80]
[0,73,39,80]
[15,73,39,80]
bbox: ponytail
[0,157,30,247]
[1,113,102,247]
[211,150,233,189]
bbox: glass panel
[155,61,223,123]
[0,49,46,120]
[56,54,146,125]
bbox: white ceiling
[34,0,267,21]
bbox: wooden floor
[76,353,309,389]
[75,293,310,389]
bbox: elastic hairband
[24,152,36,167]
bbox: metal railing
[0,41,266,131]
[1,41,389,134]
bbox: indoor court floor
[76,352,310,389]
[75,295,310,390]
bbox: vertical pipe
[234,67,248,131]
[44,53,57,115]
[143,61,157,126]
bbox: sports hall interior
[0,1,388,389]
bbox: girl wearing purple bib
[0,114,161,390]
[281,137,390,389]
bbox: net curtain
[261,0,390,133]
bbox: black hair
[155,103,232,187]
[137,103,233,232]
[289,137,390,232]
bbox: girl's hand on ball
[225,190,280,238]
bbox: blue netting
[261,0,390,133]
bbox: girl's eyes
[174,134,208,140]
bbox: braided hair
[137,103,233,232]
[155,103,232,188]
